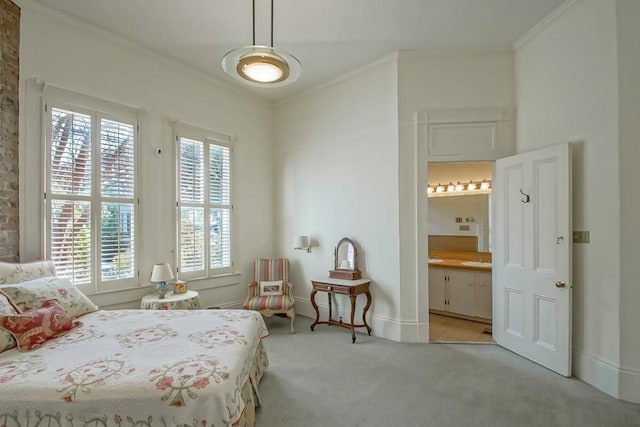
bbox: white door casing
[494,143,572,376]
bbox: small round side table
[140,290,201,310]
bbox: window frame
[175,124,234,281]
[43,88,140,295]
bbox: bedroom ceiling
[29,0,565,103]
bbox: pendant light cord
[252,0,274,47]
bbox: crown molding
[514,0,578,50]
[276,52,399,106]
[399,46,514,59]
[18,0,272,108]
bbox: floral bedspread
[0,309,269,427]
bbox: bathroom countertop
[428,258,492,272]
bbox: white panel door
[494,143,572,376]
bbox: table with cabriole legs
[310,278,372,343]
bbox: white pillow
[0,260,56,285]
[259,280,283,296]
[0,276,98,319]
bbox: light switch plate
[573,231,590,244]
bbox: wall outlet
[573,231,590,244]
[455,217,462,223]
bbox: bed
[0,262,269,427]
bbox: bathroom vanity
[428,255,492,323]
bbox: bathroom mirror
[329,237,361,280]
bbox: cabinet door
[428,268,446,311]
[446,269,476,316]
[475,272,493,319]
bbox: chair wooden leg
[289,309,295,333]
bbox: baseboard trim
[574,347,620,398]
[619,365,640,403]
[574,347,640,403]
[371,314,429,343]
[209,299,244,309]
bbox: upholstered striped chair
[242,258,295,333]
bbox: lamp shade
[150,263,174,283]
[294,235,310,249]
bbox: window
[177,126,233,280]
[44,90,138,294]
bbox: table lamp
[151,263,174,299]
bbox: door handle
[555,281,566,288]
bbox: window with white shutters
[45,91,138,294]
[177,127,233,280]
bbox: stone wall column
[0,0,20,262]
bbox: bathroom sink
[460,261,492,267]
[428,259,444,264]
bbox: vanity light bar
[427,180,492,197]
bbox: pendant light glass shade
[221,0,301,88]
[222,46,301,87]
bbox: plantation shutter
[48,108,93,286]
[45,90,139,294]
[100,119,136,281]
[177,128,233,279]
[209,144,232,270]
[179,138,206,275]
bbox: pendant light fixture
[222,0,301,87]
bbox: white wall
[514,0,637,400]
[18,1,274,309]
[274,56,401,339]
[398,50,515,342]
[617,0,640,403]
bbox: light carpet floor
[256,315,640,427]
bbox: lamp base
[156,281,168,299]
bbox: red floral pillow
[1,298,81,351]
[0,293,20,353]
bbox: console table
[310,278,372,343]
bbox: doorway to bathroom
[427,161,495,344]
